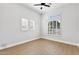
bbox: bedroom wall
[41,4,78,44]
[0,3,40,48]
[78,4,79,43]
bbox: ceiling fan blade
[34,4,41,6]
[44,5,50,7]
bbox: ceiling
[21,3,68,14]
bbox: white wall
[0,3,40,47]
[77,4,79,44]
[42,4,79,44]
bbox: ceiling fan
[34,3,52,10]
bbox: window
[48,20,61,35]
[21,18,29,31]
[21,18,35,31]
[29,20,35,30]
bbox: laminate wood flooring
[0,38,79,55]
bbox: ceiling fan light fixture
[40,7,43,10]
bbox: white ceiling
[21,3,68,14]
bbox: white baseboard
[0,37,79,50]
[41,37,79,47]
[0,38,39,50]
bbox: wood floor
[0,38,79,55]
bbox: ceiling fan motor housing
[41,3,45,5]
